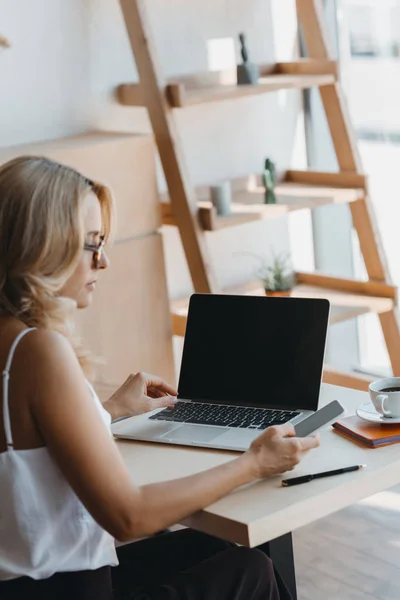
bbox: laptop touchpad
[160,425,227,443]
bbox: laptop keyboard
[149,401,300,430]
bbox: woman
[0,156,319,600]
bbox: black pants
[0,529,293,599]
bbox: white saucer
[356,401,400,424]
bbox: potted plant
[235,250,296,296]
[257,253,296,297]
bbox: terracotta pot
[264,289,292,297]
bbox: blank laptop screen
[178,294,330,412]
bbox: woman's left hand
[104,372,177,421]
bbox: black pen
[282,464,367,487]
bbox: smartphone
[294,400,344,437]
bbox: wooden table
[115,384,400,599]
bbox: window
[347,1,400,58]
[336,0,400,375]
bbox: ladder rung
[168,75,335,107]
[117,61,337,108]
[286,169,367,190]
[295,272,397,300]
[224,278,396,303]
[171,281,395,337]
[322,367,374,392]
[117,83,144,107]
[276,59,337,76]
[171,313,187,338]
[161,172,365,231]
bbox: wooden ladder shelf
[118,0,400,391]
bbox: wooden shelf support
[119,0,217,294]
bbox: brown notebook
[333,415,400,448]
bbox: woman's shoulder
[21,326,71,352]
[0,322,85,450]
[0,320,78,379]
[19,328,78,373]
[10,326,91,420]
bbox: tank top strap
[2,328,36,450]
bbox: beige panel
[0,132,161,239]
[75,232,175,389]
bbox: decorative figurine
[262,158,277,204]
[236,32,259,85]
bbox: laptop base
[112,409,311,452]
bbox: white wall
[344,60,400,131]
[0,0,309,301]
[0,0,91,144]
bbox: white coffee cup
[369,377,400,418]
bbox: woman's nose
[99,251,110,270]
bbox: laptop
[112,294,330,451]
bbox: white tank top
[0,328,118,581]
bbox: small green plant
[235,250,296,292]
[246,252,296,291]
[259,253,296,291]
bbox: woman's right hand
[246,423,320,479]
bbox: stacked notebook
[333,416,400,448]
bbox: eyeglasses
[83,235,106,269]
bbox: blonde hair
[0,155,114,376]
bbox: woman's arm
[116,421,313,539]
[27,330,318,542]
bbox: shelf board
[322,367,374,392]
[167,73,335,108]
[117,60,337,109]
[161,172,365,232]
[171,281,394,337]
